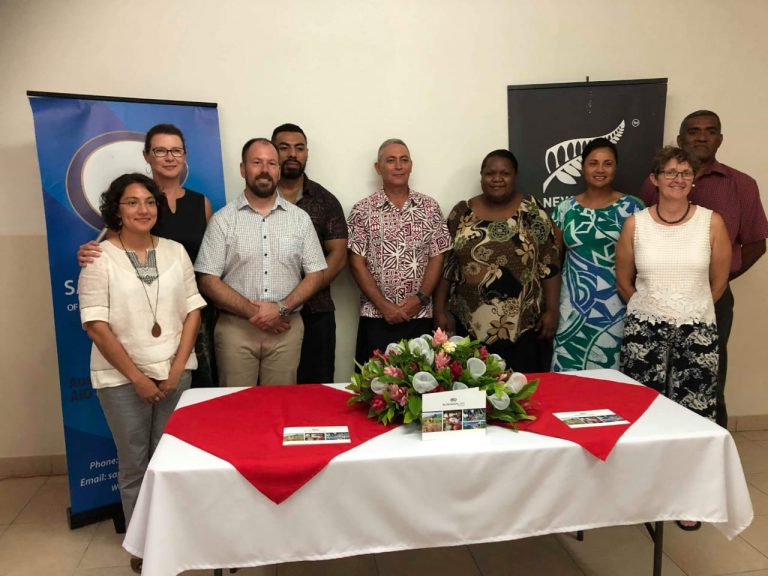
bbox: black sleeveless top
[152,188,207,263]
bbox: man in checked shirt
[195,138,326,387]
[639,110,768,428]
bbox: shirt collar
[374,187,420,209]
[237,192,288,213]
[699,159,728,178]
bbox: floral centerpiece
[347,328,539,427]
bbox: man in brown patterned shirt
[272,124,348,383]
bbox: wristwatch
[415,291,430,306]
[278,301,291,317]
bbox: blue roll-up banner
[28,92,226,529]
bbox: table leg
[213,570,222,576]
[575,530,584,541]
[644,521,664,576]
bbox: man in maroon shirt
[639,110,768,427]
[271,124,348,384]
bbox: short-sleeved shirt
[443,196,560,344]
[291,176,347,314]
[639,160,768,273]
[79,238,206,388]
[195,193,327,303]
[347,188,452,318]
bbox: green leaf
[408,395,422,415]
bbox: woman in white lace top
[616,146,730,424]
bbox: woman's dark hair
[480,149,518,173]
[100,173,166,231]
[144,123,186,152]
[650,145,700,175]
[581,137,618,164]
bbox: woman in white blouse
[617,146,730,421]
[78,173,205,572]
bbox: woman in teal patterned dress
[551,138,644,371]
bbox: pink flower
[450,361,463,379]
[434,351,450,370]
[433,327,448,346]
[383,365,405,379]
[373,349,390,362]
[388,384,409,407]
[479,346,488,360]
[371,396,387,412]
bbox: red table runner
[164,385,397,504]
[164,374,659,504]
[516,372,659,460]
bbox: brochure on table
[554,409,629,428]
[421,388,486,439]
[283,426,351,445]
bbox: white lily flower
[505,372,528,394]
[452,381,468,390]
[488,391,511,411]
[370,378,387,395]
[467,357,487,378]
[490,353,506,371]
[449,335,465,344]
[408,337,434,364]
[385,342,403,356]
[412,371,439,394]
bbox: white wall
[1,0,767,460]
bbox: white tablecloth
[123,369,753,576]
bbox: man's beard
[281,159,305,180]
[247,175,278,198]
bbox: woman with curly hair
[434,149,561,372]
[78,173,205,572]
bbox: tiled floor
[0,431,766,576]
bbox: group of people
[77,110,766,565]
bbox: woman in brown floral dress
[434,149,561,372]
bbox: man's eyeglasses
[659,169,695,181]
[151,147,185,158]
[120,198,158,209]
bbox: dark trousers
[297,310,336,384]
[191,304,218,388]
[457,324,545,374]
[355,317,434,368]
[714,285,734,428]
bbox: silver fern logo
[542,120,625,194]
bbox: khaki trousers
[214,312,304,387]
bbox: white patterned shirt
[195,193,327,303]
[347,188,451,318]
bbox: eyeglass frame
[658,169,695,181]
[150,147,186,158]
[119,198,159,209]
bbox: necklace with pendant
[119,234,162,337]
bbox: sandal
[675,520,701,531]
[130,556,143,573]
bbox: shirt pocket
[278,236,302,267]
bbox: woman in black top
[79,124,217,387]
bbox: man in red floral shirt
[347,139,452,366]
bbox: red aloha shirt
[347,188,452,318]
